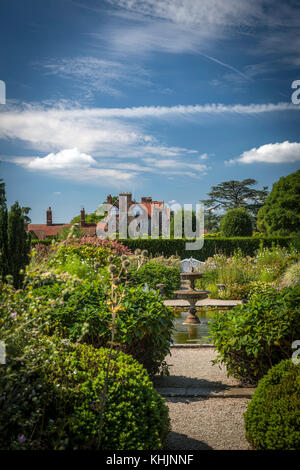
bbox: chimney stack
[46,207,52,226]
[80,208,85,227]
[141,197,152,204]
[119,192,132,207]
[107,194,113,205]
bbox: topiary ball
[220,208,253,237]
[244,359,300,449]
[0,341,170,450]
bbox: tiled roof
[28,224,72,239]
[28,223,97,239]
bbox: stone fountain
[174,257,210,325]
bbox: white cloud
[1,100,299,184]
[228,141,300,165]
[1,101,298,156]
[28,148,96,170]
[107,0,265,28]
[15,148,136,185]
[38,56,151,97]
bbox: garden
[1,170,300,450]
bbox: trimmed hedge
[31,236,293,260]
[120,237,292,260]
[244,359,300,449]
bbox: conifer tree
[0,178,8,279]
[7,201,31,288]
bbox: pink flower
[11,312,17,319]
[17,435,26,443]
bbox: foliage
[48,243,112,279]
[220,208,253,237]
[7,201,31,288]
[201,178,268,216]
[23,276,174,376]
[194,245,299,299]
[58,224,83,240]
[120,236,292,261]
[0,282,170,450]
[257,169,300,235]
[0,178,8,279]
[70,211,104,224]
[204,212,221,233]
[0,339,169,449]
[244,360,300,450]
[129,262,180,299]
[210,286,300,384]
[281,261,300,287]
[62,237,132,255]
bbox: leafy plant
[210,286,300,384]
[25,276,174,376]
[129,262,180,299]
[0,281,170,450]
[281,261,300,287]
[244,360,300,449]
[257,169,300,235]
[0,339,170,449]
[220,208,253,237]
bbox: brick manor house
[27,192,169,240]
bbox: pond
[171,308,216,344]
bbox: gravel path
[164,397,251,450]
[154,348,253,450]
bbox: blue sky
[0,0,300,223]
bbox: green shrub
[0,335,170,450]
[244,360,300,449]
[281,261,300,287]
[129,262,180,298]
[257,169,300,235]
[120,237,291,260]
[220,208,253,237]
[210,286,300,384]
[27,279,174,376]
[32,236,293,259]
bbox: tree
[7,201,31,288]
[204,212,221,233]
[0,178,8,279]
[201,179,269,215]
[21,206,32,225]
[220,208,253,237]
[257,170,300,236]
[70,212,104,224]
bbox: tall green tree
[201,179,269,215]
[7,201,31,288]
[257,169,300,235]
[0,178,8,279]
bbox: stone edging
[171,343,214,348]
[156,387,255,398]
